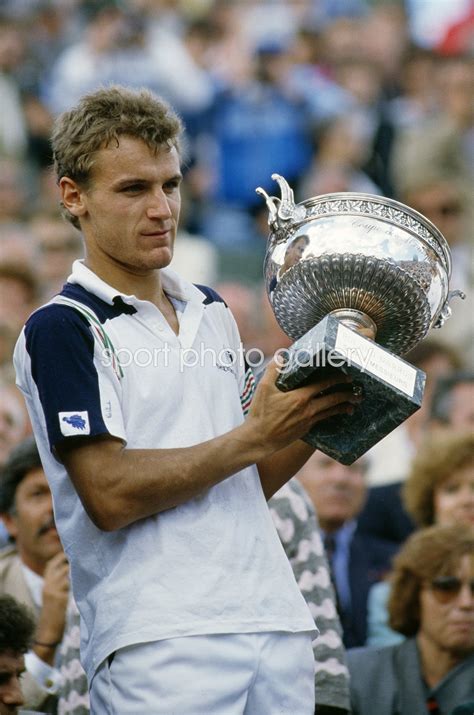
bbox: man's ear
[1,512,18,540]
[59,177,88,220]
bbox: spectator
[359,340,462,544]
[0,382,28,469]
[269,479,351,715]
[367,430,474,646]
[0,437,70,712]
[299,113,383,201]
[28,213,82,301]
[0,16,27,160]
[0,593,35,714]
[403,430,474,530]
[196,40,314,248]
[348,525,474,714]
[0,261,40,336]
[0,158,29,226]
[297,451,398,647]
[430,371,474,431]
[43,3,213,119]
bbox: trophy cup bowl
[257,174,465,464]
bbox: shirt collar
[323,520,357,550]
[20,562,43,610]
[67,260,207,306]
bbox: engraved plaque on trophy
[257,175,465,464]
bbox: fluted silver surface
[258,176,464,356]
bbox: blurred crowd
[0,0,473,365]
[0,0,472,714]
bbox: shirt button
[157,324,164,332]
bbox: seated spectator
[0,437,69,712]
[297,451,398,648]
[363,339,462,490]
[0,261,40,339]
[367,430,474,646]
[358,343,464,550]
[0,381,28,469]
[348,524,474,715]
[430,371,474,433]
[29,212,82,301]
[0,593,35,713]
[269,478,350,715]
[403,430,474,531]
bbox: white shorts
[89,631,315,715]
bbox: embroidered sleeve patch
[59,411,91,436]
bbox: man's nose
[147,190,172,220]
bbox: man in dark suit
[298,451,398,648]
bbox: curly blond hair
[51,85,183,229]
[388,524,474,636]
[402,430,474,527]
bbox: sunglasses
[429,576,474,603]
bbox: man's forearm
[258,441,315,500]
[59,364,357,531]
[60,421,270,531]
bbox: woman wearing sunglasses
[347,524,474,714]
[367,430,474,647]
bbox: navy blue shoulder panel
[24,303,110,450]
[60,283,136,322]
[194,284,228,307]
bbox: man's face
[419,554,474,658]
[2,468,61,575]
[0,390,25,468]
[297,452,367,531]
[449,383,474,428]
[61,136,182,281]
[283,237,307,270]
[434,463,474,528]
[0,651,25,714]
[406,183,464,247]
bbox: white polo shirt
[14,261,316,682]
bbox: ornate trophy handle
[256,174,306,232]
[433,289,466,329]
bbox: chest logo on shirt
[59,411,91,436]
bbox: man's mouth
[141,228,170,237]
[38,521,57,537]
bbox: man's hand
[247,360,361,454]
[34,551,70,664]
[58,360,362,530]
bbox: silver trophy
[257,174,465,464]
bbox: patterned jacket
[269,479,351,713]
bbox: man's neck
[320,519,350,535]
[417,632,464,689]
[17,548,45,578]
[83,256,164,305]
[320,522,339,535]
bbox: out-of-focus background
[0,0,472,464]
[0,6,473,714]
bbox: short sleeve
[17,304,126,451]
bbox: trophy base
[275,315,426,465]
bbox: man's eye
[122,184,144,193]
[29,489,48,499]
